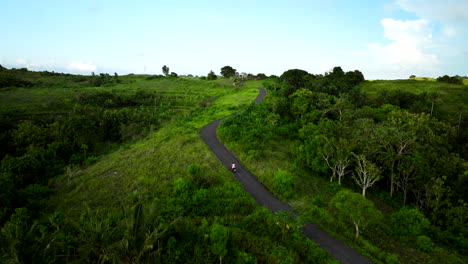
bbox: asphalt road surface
[200,88,372,264]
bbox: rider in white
[231,163,236,170]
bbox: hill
[356,79,468,126]
[0,70,334,263]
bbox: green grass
[49,83,259,218]
[0,76,233,116]
[412,77,436,81]
[356,79,468,123]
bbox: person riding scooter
[231,163,237,172]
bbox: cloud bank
[369,18,438,71]
[67,61,97,73]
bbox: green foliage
[162,65,169,76]
[279,69,309,96]
[221,66,236,78]
[207,70,218,80]
[416,235,433,252]
[437,75,463,85]
[385,253,401,264]
[272,169,295,199]
[236,251,256,264]
[330,189,382,239]
[0,73,33,88]
[256,73,267,80]
[387,207,430,241]
[214,72,467,263]
[271,245,293,264]
[375,89,420,109]
[210,224,229,263]
[89,73,119,87]
[188,163,203,178]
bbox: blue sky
[1,0,467,79]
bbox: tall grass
[49,82,259,217]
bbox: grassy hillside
[356,79,468,124]
[413,77,436,81]
[50,83,260,216]
[1,71,334,263]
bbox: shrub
[236,251,256,264]
[188,163,202,178]
[272,169,295,199]
[311,196,325,208]
[416,235,433,252]
[385,253,400,264]
[388,207,430,241]
[207,71,217,80]
[436,75,463,84]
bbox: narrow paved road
[200,88,372,264]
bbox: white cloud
[9,58,57,70]
[396,0,468,21]
[365,18,439,78]
[15,58,29,66]
[67,61,97,73]
[443,27,457,37]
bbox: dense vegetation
[0,67,336,263]
[219,68,467,263]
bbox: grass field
[0,75,235,116]
[48,78,260,218]
[412,77,436,81]
[356,79,468,123]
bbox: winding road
[200,88,372,264]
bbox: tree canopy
[220,66,236,78]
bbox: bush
[416,235,433,252]
[188,163,202,178]
[207,71,217,80]
[436,75,463,84]
[385,253,400,264]
[272,169,295,199]
[388,207,430,241]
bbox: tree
[207,70,217,80]
[220,66,236,78]
[279,69,309,96]
[289,89,314,120]
[170,72,178,78]
[388,207,430,240]
[162,65,169,76]
[321,137,351,185]
[395,155,419,205]
[333,95,354,121]
[210,224,229,264]
[426,92,441,116]
[331,190,382,239]
[256,73,267,80]
[352,153,381,196]
[437,75,462,85]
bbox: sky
[1,0,467,79]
